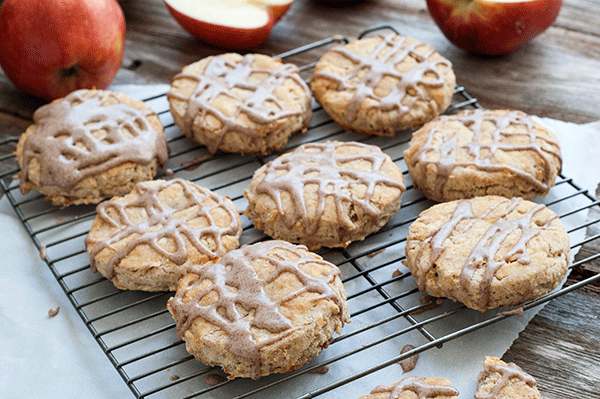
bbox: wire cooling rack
[2,24,600,399]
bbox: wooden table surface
[1,0,599,397]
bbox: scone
[244,141,406,250]
[404,109,562,202]
[310,33,455,136]
[167,53,312,155]
[15,89,168,206]
[359,376,459,399]
[85,178,242,291]
[167,240,350,379]
[405,196,570,312]
[476,357,542,399]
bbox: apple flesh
[164,0,293,50]
[426,0,562,56]
[0,0,126,102]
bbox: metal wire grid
[1,24,600,399]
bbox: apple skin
[426,0,562,56]
[164,0,292,50]
[0,0,126,101]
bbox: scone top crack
[406,196,570,312]
[167,53,312,155]
[168,240,349,380]
[310,33,456,135]
[16,89,168,206]
[404,109,562,202]
[245,141,406,249]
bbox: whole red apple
[0,0,126,101]
[164,0,294,50]
[426,0,562,56]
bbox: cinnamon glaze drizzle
[312,34,451,123]
[19,90,168,193]
[254,141,406,237]
[370,376,459,399]
[410,109,561,195]
[86,179,240,278]
[417,197,557,310]
[167,54,311,154]
[169,240,346,380]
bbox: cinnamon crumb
[497,307,524,317]
[170,374,180,381]
[181,154,212,170]
[205,373,225,386]
[367,248,386,258]
[392,269,402,278]
[310,366,329,374]
[398,344,418,373]
[39,244,47,261]
[48,307,60,317]
[164,168,174,178]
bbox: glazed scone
[358,376,459,399]
[476,357,542,399]
[167,53,312,155]
[85,178,242,291]
[310,34,455,136]
[167,240,350,379]
[244,141,406,250]
[15,89,168,207]
[405,196,570,312]
[404,109,562,202]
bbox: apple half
[426,0,562,55]
[164,0,294,50]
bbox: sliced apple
[426,0,562,56]
[164,0,294,50]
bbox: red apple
[164,0,294,50]
[0,0,126,102]
[426,0,562,56]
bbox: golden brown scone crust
[244,141,405,250]
[358,376,459,399]
[85,179,242,291]
[404,109,562,202]
[15,89,168,207]
[476,357,542,399]
[168,53,312,155]
[405,196,570,312]
[167,240,350,379]
[310,34,455,136]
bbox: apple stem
[60,66,79,78]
